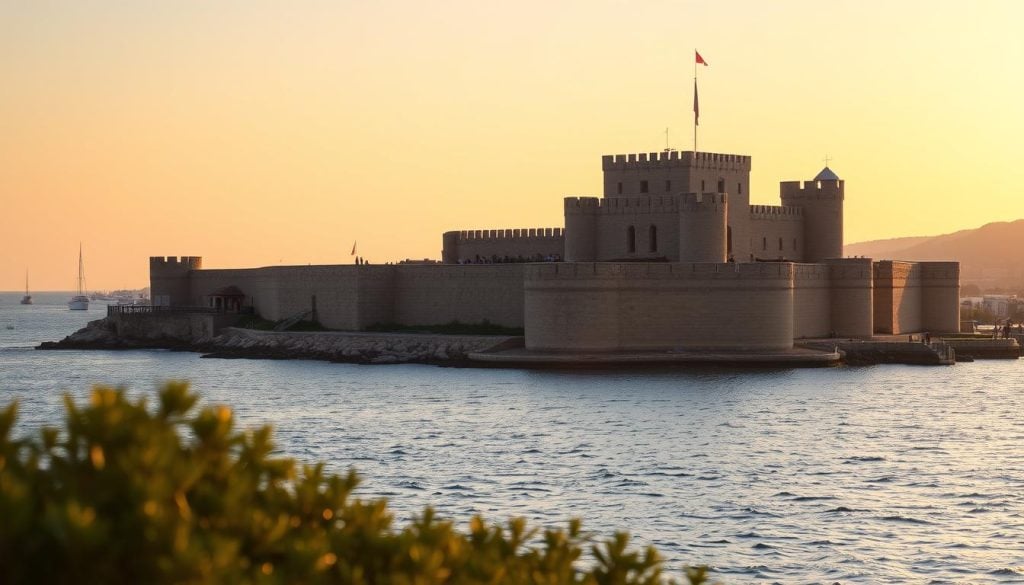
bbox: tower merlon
[602,151,752,172]
[780,179,844,200]
[150,256,203,269]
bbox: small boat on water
[68,244,89,311]
[20,270,32,305]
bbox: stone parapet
[602,151,751,171]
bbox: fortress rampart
[442,228,563,264]
[147,146,960,356]
[601,151,751,171]
[873,261,922,334]
[561,193,727,262]
[748,205,805,261]
[780,179,844,262]
[152,255,961,351]
[920,262,961,334]
[524,262,794,352]
[150,256,203,307]
[749,205,803,219]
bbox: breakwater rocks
[38,318,191,350]
[198,328,520,365]
[39,318,520,366]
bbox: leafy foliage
[0,383,712,584]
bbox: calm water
[2,292,1024,583]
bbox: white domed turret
[779,167,844,262]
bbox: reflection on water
[2,292,1024,583]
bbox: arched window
[727,226,733,255]
[627,226,636,253]
[738,182,743,195]
[762,237,767,251]
[717,178,725,193]
[649,225,658,252]
[778,237,784,251]
[793,238,797,251]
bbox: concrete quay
[469,345,841,367]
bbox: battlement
[444,228,563,241]
[601,151,752,172]
[563,193,724,214]
[749,205,804,220]
[919,262,960,281]
[525,261,795,282]
[826,258,873,280]
[873,261,920,281]
[779,179,844,200]
[150,256,203,270]
[792,264,831,281]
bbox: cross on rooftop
[823,155,832,167]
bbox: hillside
[845,220,1024,292]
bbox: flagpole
[693,49,698,154]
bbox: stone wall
[185,263,525,330]
[154,254,962,345]
[442,228,564,264]
[827,258,874,338]
[921,262,961,333]
[108,311,238,343]
[393,264,525,327]
[748,206,804,262]
[793,264,832,338]
[873,261,923,334]
[523,262,794,352]
[780,179,844,263]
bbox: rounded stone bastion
[523,262,796,352]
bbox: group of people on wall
[993,320,1022,339]
[456,253,562,265]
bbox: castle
[151,149,960,354]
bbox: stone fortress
[151,148,960,356]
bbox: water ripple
[4,296,1024,583]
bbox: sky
[2,0,1023,290]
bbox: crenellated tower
[678,193,727,262]
[602,151,751,260]
[150,256,202,306]
[779,167,844,262]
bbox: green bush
[0,383,711,584]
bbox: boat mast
[78,243,85,295]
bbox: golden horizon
[3,1,1023,289]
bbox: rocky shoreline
[38,318,521,367]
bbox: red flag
[693,80,699,126]
[695,51,708,66]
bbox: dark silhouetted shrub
[0,383,711,584]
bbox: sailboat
[68,244,90,310]
[20,270,32,305]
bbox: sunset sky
[2,0,1022,290]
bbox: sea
[2,291,1023,583]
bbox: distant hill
[845,220,1024,292]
